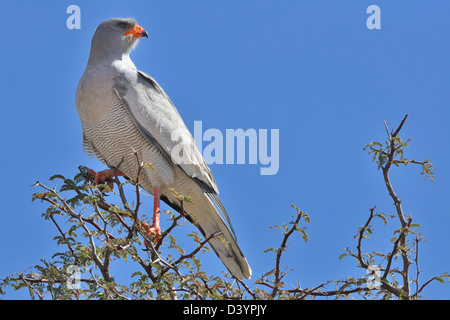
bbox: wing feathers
[111,69,251,279]
[113,71,218,192]
[113,78,238,240]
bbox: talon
[87,168,126,189]
[141,187,162,246]
[142,221,161,246]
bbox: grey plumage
[75,18,251,279]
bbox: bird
[75,17,251,280]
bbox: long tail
[161,191,252,280]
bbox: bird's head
[90,18,148,57]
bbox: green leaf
[434,277,445,284]
[298,229,308,243]
[375,213,388,226]
[263,247,277,254]
[49,174,66,181]
[339,253,348,259]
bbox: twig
[35,182,114,283]
[380,115,413,298]
[18,274,45,300]
[392,114,409,138]
[413,237,421,299]
[356,207,376,270]
[156,211,187,251]
[271,211,304,298]
[49,214,77,258]
[160,232,220,277]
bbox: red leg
[142,187,162,245]
[87,168,126,189]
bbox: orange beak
[123,25,148,38]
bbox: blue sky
[1,1,450,299]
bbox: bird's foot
[87,168,126,189]
[141,221,161,246]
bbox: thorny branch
[355,114,445,299]
[271,207,306,298]
[2,114,448,300]
[249,114,447,300]
[22,153,226,300]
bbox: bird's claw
[142,221,161,246]
[87,168,126,189]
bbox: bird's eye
[117,22,127,30]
